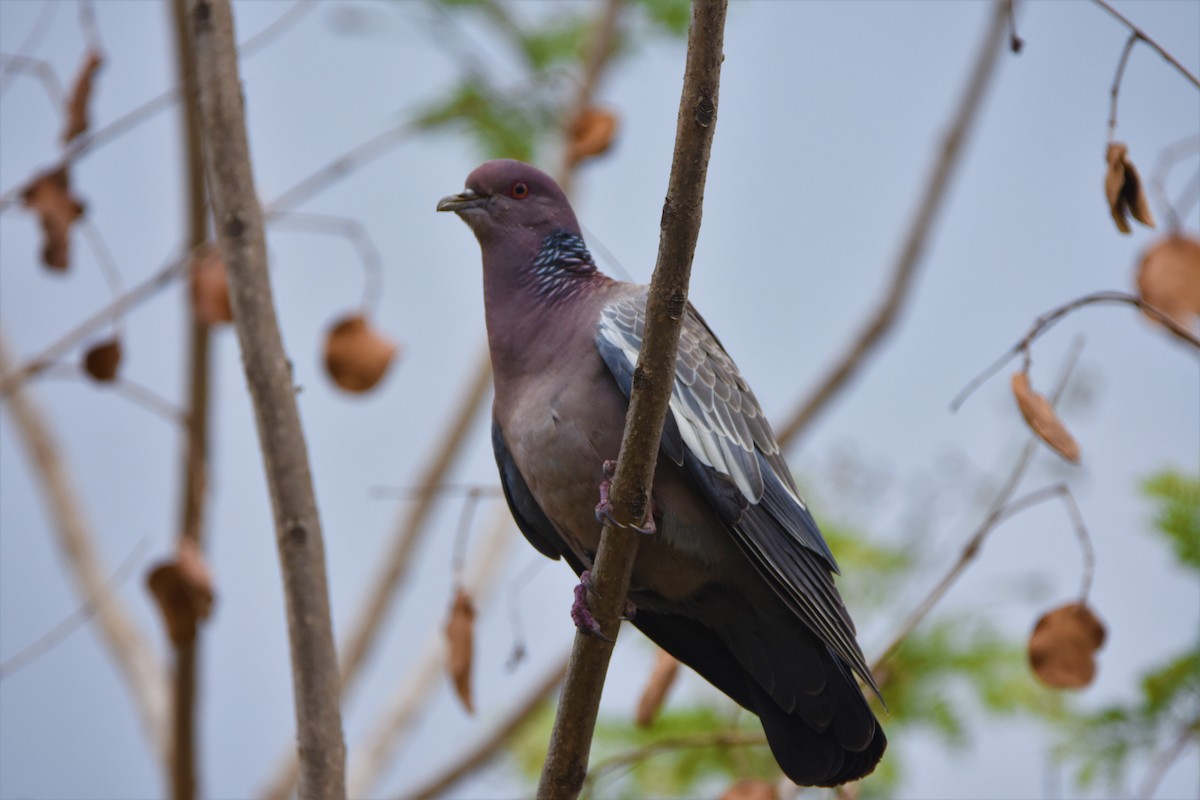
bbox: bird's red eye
[510,182,529,199]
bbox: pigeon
[438,159,886,787]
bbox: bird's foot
[571,570,612,641]
[594,460,657,534]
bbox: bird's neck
[483,229,610,381]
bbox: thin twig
[0,532,152,680]
[776,0,1012,449]
[0,53,65,108]
[397,650,570,800]
[169,0,213,794]
[368,483,503,500]
[581,730,768,797]
[951,290,1200,412]
[344,510,517,798]
[0,329,168,758]
[78,219,126,331]
[1149,133,1200,232]
[558,0,623,197]
[1090,0,1200,91]
[0,1,59,98]
[264,211,385,314]
[990,483,1096,602]
[1107,33,1137,143]
[1135,721,1199,800]
[34,364,188,427]
[1005,0,1023,53]
[185,2,345,798]
[0,0,317,214]
[538,3,728,797]
[0,253,188,396]
[871,340,1084,672]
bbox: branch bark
[776,0,1012,449]
[183,2,345,798]
[0,329,168,760]
[536,2,728,797]
[168,0,212,796]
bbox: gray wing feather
[596,292,879,695]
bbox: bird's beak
[436,188,485,213]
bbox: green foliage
[1142,469,1200,570]
[631,0,693,36]
[416,80,551,162]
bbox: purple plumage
[438,159,886,787]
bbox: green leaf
[1143,469,1200,570]
[633,0,692,36]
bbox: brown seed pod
[1137,234,1200,331]
[566,107,618,167]
[1011,372,1081,464]
[445,587,475,714]
[21,167,85,271]
[146,539,215,645]
[83,338,122,382]
[1028,602,1106,689]
[1105,142,1155,235]
[323,314,398,393]
[63,50,104,143]
[189,244,234,325]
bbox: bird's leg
[594,459,657,534]
[571,570,612,641]
[570,570,636,640]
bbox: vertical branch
[0,331,169,760]
[183,2,346,799]
[169,0,213,797]
[536,2,728,798]
[776,0,1012,449]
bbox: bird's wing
[596,292,878,694]
[492,419,585,573]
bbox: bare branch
[1107,33,1138,142]
[0,329,168,758]
[989,483,1096,602]
[184,1,345,797]
[776,0,1012,449]
[264,211,385,315]
[346,509,517,797]
[397,651,570,800]
[557,0,624,197]
[1090,0,1200,90]
[871,340,1084,671]
[583,730,768,796]
[537,3,728,797]
[0,1,59,98]
[1136,721,1199,800]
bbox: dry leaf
[445,587,475,714]
[83,338,122,382]
[1011,372,1081,464]
[21,168,85,271]
[566,107,618,167]
[323,313,398,393]
[1105,143,1155,234]
[720,779,779,800]
[636,648,680,727]
[1028,602,1106,689]
[1137,234,1200,331]
[63,50,103,143]
[146,539,215,645]
[189,244,234,325]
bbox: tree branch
[0,329,168,761]
[776,0,1012,448]
[536,2,728,797]
[183,2,345,798]
[1090,0,1200,91]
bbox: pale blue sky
[1,1,1198,798]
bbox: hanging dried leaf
[720,779,778,800]
[62,50,104,143]
[21,167,85,271]
[146,539,216,645]
[1011,372,1081,464]
[566,107,618,167]
[323,314,398,393]
[83,338,122,382]
[1137,234,1200,331]
[635,648,680,727]
[189,244,233,325]
[1105,143,1155,234]
[1028,602,1106,689]
[445,587,475,714]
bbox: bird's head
[437,159,581,247]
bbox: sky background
[1,1,1198,798]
